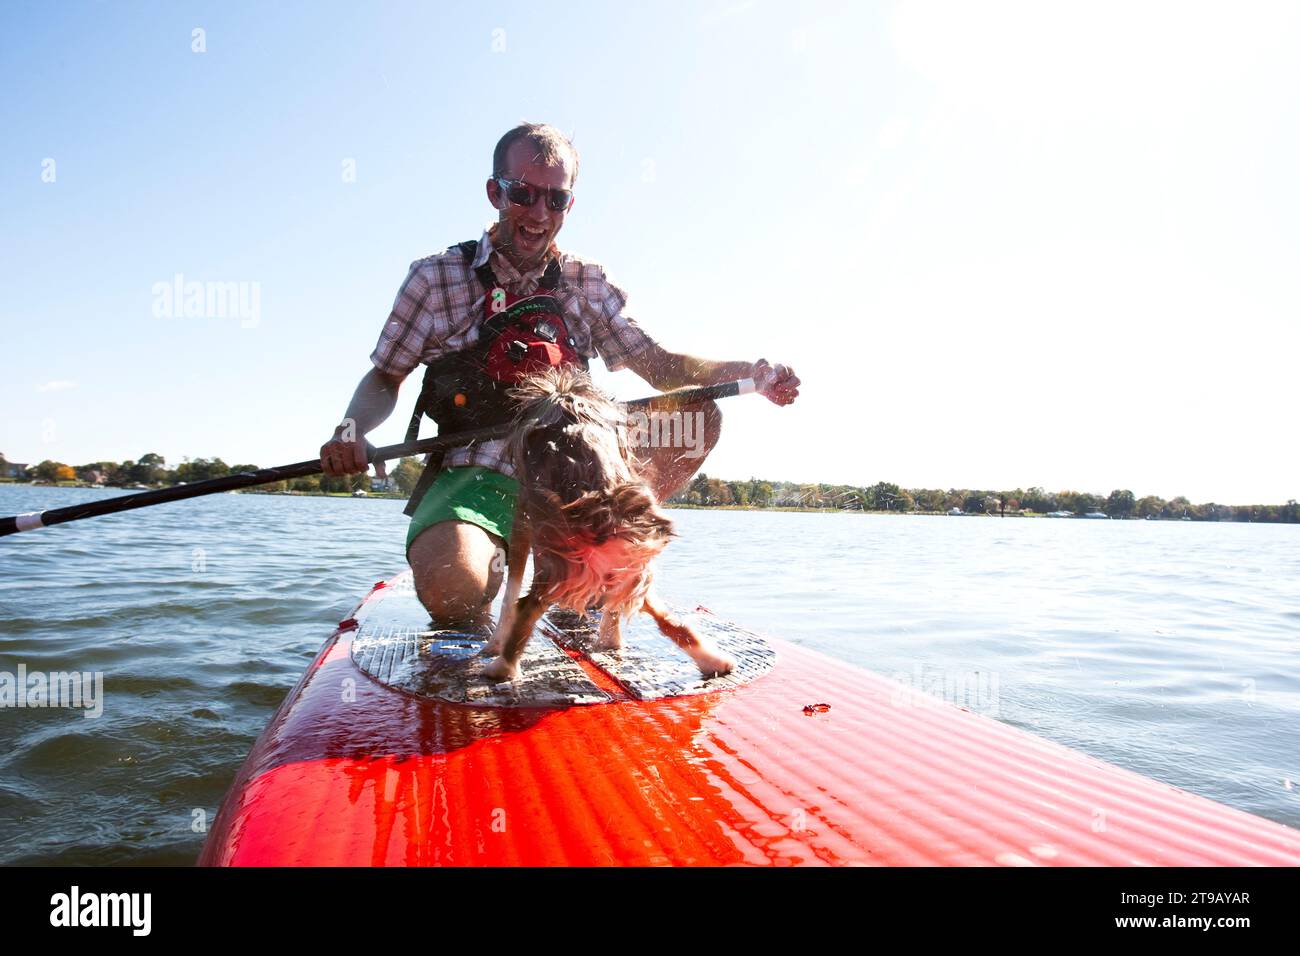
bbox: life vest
[401,239,588,517]
[404,239,588,443]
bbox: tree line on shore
[5,453,1296,522]
[2,453,376,495]
[669,476,1299,522]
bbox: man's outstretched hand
[752,358,800,406]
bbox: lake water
[1,485,1297,864]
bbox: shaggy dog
[480,366,736,682]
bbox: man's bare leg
[407,519,506,631]
[636,398,722,502]
[632,399,729,670]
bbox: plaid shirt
[371,225,658,479]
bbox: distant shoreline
[6,482,1293,521]
[0,480,407,501]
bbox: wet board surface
[349,579,611,706]
[540,608,776,702]
[349,574,775,707]
[200,572,1300,867]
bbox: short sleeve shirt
[370,225,658,478]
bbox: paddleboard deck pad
[540,608,776,702]
[348,576,775,707]
[199,572,1300,866]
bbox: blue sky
[2,0,1297,503]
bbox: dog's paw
[690,646,736,678]
[481,657,519,683]
[480,638,503,657]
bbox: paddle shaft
[0,379,755,537]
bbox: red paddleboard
[199,572,1300,866]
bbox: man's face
[486,139,575,271]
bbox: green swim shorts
[405,465,519,558]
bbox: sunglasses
[494,176,574,212]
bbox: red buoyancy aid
[480,282,584,383]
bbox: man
[321,123,799,629]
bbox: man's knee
[678,399,721,464]
[407,520,505,623]
[639,399,722,500]
[697,399,722,453]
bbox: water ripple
[1,486,1297,864]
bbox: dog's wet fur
[480,367,736,682]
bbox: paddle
[0,379,756,537]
